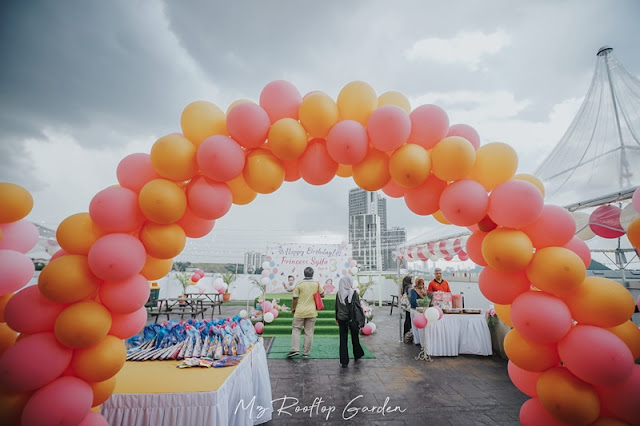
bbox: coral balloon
[282,158,301,182]
[562,236,591,268]
[89,376,116,407]
[511,291,572,343]
[378,91,411,113]
[139,254,173,281]
[150,133,198,181]
[0,182,33,223]
[508,360,542,397]
[521,205,575,249]
[537,367,599,425]
[0,332,72,392]
[337,81,377,126]
[589,205,625,238]
[38,255,100,304]
[465,230,488,266]
[388,144,431,188]
[99,274,150,314]
[404,174,447,216]
[138,179,187,224]
[326,120,369,165]
[477,215,497,232]
[79,412,109,426]
[407,105,449,149]
[504,329,560,372]
[336,164,352,178]
[361,324,373,335]
[116,153,161,193]
[299,139,338,185]
[180,101,227,145]
[478,268,531,305]
[526,247,586,297]
[176,206,215,238]
[564,276,635,328]
[0,249,35,294]
[469,142,518,190]
[513,174,545,197]
[0,219,39,253]
[56,213,104,255]
[481,229,533,272]
[446,124,480,150]
[352,149,391,191]
[88,233,146,281]
[186,176,232,220]
[494,303,513,327]
[243,149,285,194]
[382,179,406,198]
[109,306,148,339]
[226,99,251,114]
[439,180,489,226]
[260,80,302,123]
[412,313,427,329]
[4,285,65,334]
[139,222,186,259]
[299,91,339,138]
[71,335,126,383]
[197,135,245,182]
[267,118,308,161]
[606,320,640,360]
[488,180,543,229]
[227,173,258,205]
[431,136,476,181]
[89,187,145,234]
[21,376,92,426]
[519,397,568,426]
[55,301,112,349]
[226,102,271,149]
[367,105,411,152]
[596,364,640,425]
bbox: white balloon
[368,322,376,333]
[239,310,248,318]
[262,261,270,270]
[620,203,640,230]
[350,266,358,275]
[425,307,440,323]
[261,277,270,286]
[263,312,274,323]
[214,277,224,286]
[572,211,596,240]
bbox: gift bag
[432,291,452,310]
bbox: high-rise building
[382,226,407,270]
[244,251,266,274]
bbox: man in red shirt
[428,268,451,293]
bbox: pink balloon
[511,291,572,343]
[404,174,447,216]
[562,236,591,268]
[382,180,406,198]
[435,306,443,319]
[596,364,640,425]
[633,187,640,213]
[79,412,109,426]
[558,325,634,387]
[522,205,575,249]
[446,124,480,150]
[589,205,625,238]
[0,332,72,391]
[457,250,469,261]
[0,249,35,294]
[520,397,568,426]
[261,270,269,277]
[478,267,531,305]
[186,176,232,220]
[88,233,146,281]
[326,120,369,165]
[195,269,204,277]
[4,285,66,333]
[191,273,201,282]
[407,104,449,149]
[507,361,541,397]
[176,206,215,238]
[362,324,373,335]
[366,105,411,152]
[255,322,264,334]
[99,274,150,314]
[89,186,145,233]
[466,230,488,266]
[259,80,302,123]
[197,135,245,182]
[488,180,544,229]
[0,219,39,253]
[116,153,161,193]
[412,313,427,329]
[109,306,148,339]
[21,376,92,426]
[270,308,279,319]
[262,301,273,312]
[226,102,270,149]
[439,180,489,226]
[50,248,68,262]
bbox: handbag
[400,293,410,312]
[314,283,324,311]
[348,294,365,329]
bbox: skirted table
[101,339,273,425]
[410,310,492,357]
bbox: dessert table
[410,310,492,356]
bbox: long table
[101,340,273,425]
[410,310,492,356]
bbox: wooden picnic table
[184,292,223,315]
[147,297,207,323]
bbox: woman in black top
[402,275,413,336]
[335,276,365,368]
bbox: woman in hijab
[402,275,413,336]
[335,276,366,368]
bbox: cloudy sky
[2,0,639,263]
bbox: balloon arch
[1,80,639,425]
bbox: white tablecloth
[410,311,492,356]
[102,340,273,426]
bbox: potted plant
[175,272,191,304]
[221,271,235,302]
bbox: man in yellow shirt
[287,266,325,358]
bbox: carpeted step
[261,324,339,336]
[269,317,337,327]
[257,293,337,311]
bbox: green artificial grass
[267,336,376,360]
[257,294,340,336]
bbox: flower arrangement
[486,307,498,329]
[361,300,373,323]
[270,298,290,313]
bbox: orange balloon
[564,277,635,328]
[139,254,173,281]
[138,179,187,224]
[71,335,126,383]
[431,136,476,182]
[336,164,353,178]
[181,101,227,145]
[54,301,112,349]
[378,91,411,113]
[526,247,586,297]
[627,217,640,249]
[139,223,186,260]
[481,229,533,272]
[432,210,451,225]
[0,322,17,357]
[0,387,31,426]
[89,376,116,407]
[0,292,13,323]
[504,328,559,372]
[389,144,431,188]
[0,182,33,223]
[150,134,199,181]
[227,173,258,205]
[267,118,308,161]
[299,92,339,138]
[494,303,513,327]
[352,148,391,191]
[56,213,104,255]
[243,149,285,194]
[469,142,518,190]
[537,367,599,425]
[607,321,640,360]
[337,81,377,126]
[38,255,102,304]
[513,174,545,197]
